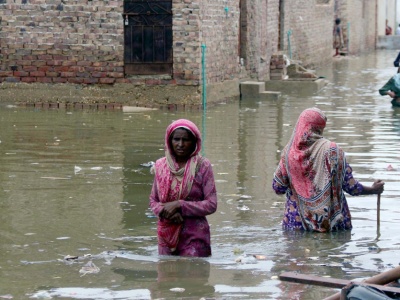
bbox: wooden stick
[377,193,381,227]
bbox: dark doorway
[123,0,173,75]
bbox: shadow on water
[1,50,400,299]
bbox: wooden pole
[377,193,381,227]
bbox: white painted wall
[378,0,398,35]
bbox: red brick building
[0,0,377,108]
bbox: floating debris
[237,205,250,211]
[170,287,185,292]
[90,167,102,171]
[235,254,257,264]
[63,254,91,262]
[387,164,396,171]
[233,248,244,255]
[253,254,267,260]
[109,166,122,170]
[79,261,100,277]
[140,161,154,168]
[40,177,70,180]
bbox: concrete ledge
[122,106,158,113]
[264,78,328,95]
[377,35,400,50]
[259,91,281,100]
[240,81,265,97]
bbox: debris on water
[253,254,267,260]
[74,166,82,174]
[63,254,92,262]
[64,255,79,261]
[170,287,185,292]
[29,290,52,299]
[237,205,249,211]
[79,260,100,276]
[40,177,70,180]
[56,236,70,240]
[90,166,102,171]
[387,164,396,171]
[145,211,157,218]
[235,254,257,264]
[307,257,319,261]
[140,161,154,168]
[271,276,279,280]
[233,248,244,255]
[368,246,380,253]
[215,179,228,183]
[109,166,122,170]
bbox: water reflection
[1,50,400,299]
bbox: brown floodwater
[1,50,400,300]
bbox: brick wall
[280,0,333,68]
[0,0,380,105]
[0,0,125,84]
[338,0,377,54]
[239,0,334,79]
[198,0,242,84]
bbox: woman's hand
[360,179,385,195]
[169,212,183,224]
[387,91,396,98]
[159,201,181,219]
[371,179,385,194]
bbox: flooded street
[1,50,400,299]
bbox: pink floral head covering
[285,107,329,198]
[164,119,202,164]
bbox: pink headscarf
[154,119,202,250]
[285,107,330,198]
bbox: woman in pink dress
[149,119,217,257]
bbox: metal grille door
[123,0,172,75]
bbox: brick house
[0,0,377,109]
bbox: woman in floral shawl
[149,119,217,256]
[272,108,384,232]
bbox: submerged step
[259,91,281,100]
[240,81,265,97]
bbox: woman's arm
[394,51,400,67]
[342,163,384,196]
[179,159,217,217]
[272,161,289,194]
[379,78,395,97]
[149,180,164,217]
